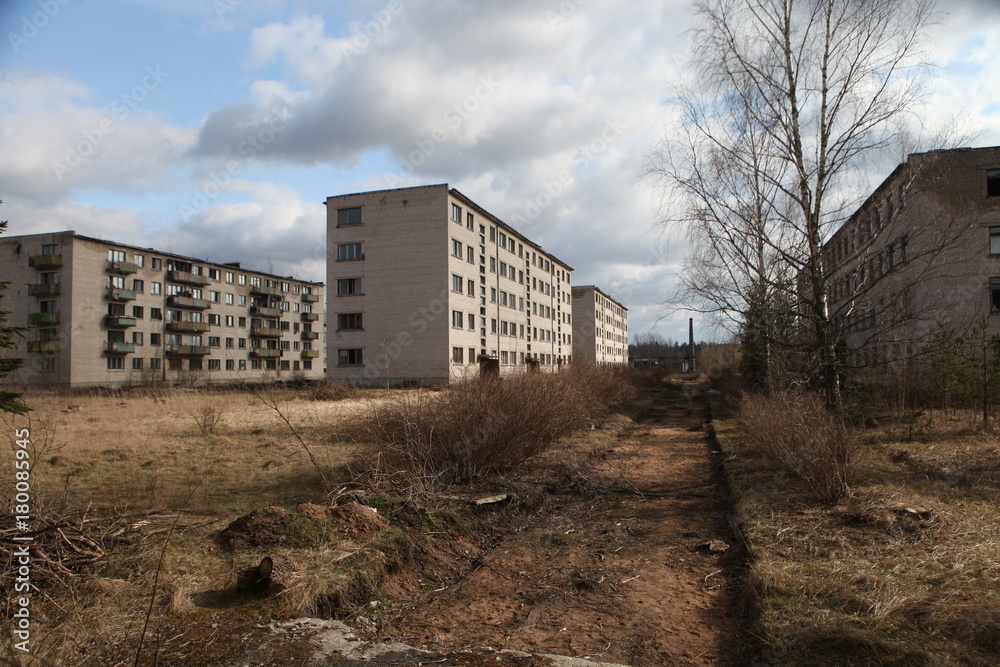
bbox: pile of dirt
[217,506,297,550]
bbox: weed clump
[738,391,856,503]
[344,367,635,485]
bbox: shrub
[343,367,635,485]
[738,391,856,503]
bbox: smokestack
[688,318,696,373]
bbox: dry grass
[719,411,1000,665]
[342,366,636,486]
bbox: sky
[1,0,998,344]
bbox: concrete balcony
[301,350,320,359]
[251,348,282,358]
[166,320,211,333]
[105,342,135,354]
[250,327,282,338]
[251,306,281,318]
[107,261,139,275]
[29,254,61,268]
[167,270,211,286]
[302,293,319,303]
[166,345,209,356]
[28,283,61,297]
[301,331,319,341]
[27,312,59,326]
[107,288,137,301]
[301,312,320,322]
[166,295,210,309]
[105,316,137,328]
[28,341,60,353]
[251,285,283,298]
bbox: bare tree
[649,0,941,407]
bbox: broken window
[988,170,1000,197]
[991,279,1000,313]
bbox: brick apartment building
[824,146,1000,371]
[571,285,629,365]
[0,231,324,387]
[325,184,575,386]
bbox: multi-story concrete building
[571,285,629,365]
[823,146,1000,371]
[325,184,574,386]
[0,231,324,388]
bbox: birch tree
[649,0,938,407]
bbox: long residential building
[822,146,1000,372]
[325,184,574,386]
[571,285,629,365]
[0,231,324,388]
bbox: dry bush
[191,404,225,435]
[344,367,635,485]
[738,391,856,503]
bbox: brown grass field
[718,409,1000,665]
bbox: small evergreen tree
[923,322,972,415]
[0,201,29,414]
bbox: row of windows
[103,331,316,350]
[830,236,909,303]
[105,249,316,294]
[105,357,315,371]
[101,276,314,311]
[826,182,907,266]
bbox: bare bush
[738,391,856,503]
[343,367,635,485]
[191,405,225,435]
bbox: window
[109,249,126,263]
[989,170,1000,197]
[467,279,475,296]
[151,282,161,295]
[452,239,463,258]
[338,242,363,261]
[338,207,362,226]
[189,359,203,371]
[337,278,362,296]
[467,246,474,263]
[452,347,464,364]
[225,293,234,305]
[451,203,462,223]
[133,254,144,267]
[151,257,162,270]
[468,347,475,363]
[150,333,161,346]
[132,306,144,318]
[226,271,234,283]
[107,357,124,371]
[468,313,475,330]
[208,336,221,348]
[208,359,221,371]
[337,348,363,366]
[41,244,58,256]
[150,358,161,370]
[338,313,363,330]
[991,279,1000,313]
[132,332,143,345]
[226,359,235,370]
[239,274,246,286]
[467,212,474,230]
[452,310,463,328]
[109,275,125,289]
[239,295,246,306]
[490,257,496,272]
[132,357,143,370]
[209,290,220,302]
[452,274,463,293]
[990,227,1000,255]
[226,337,234,348]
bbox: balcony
[107,261,139,275]
[166,295,210,309]
[28,341,59,353]
[167,270,211,286]
[251,306,281,318]
[251,348,282,359]
[166,320,210,333]
[27,312,59,326]
[105,316,137,328]
[301,312,319,322]
[302,293,319,303]
[251,285,283,298]
[250,327,282,338]
[166,345,209,356]
[301,331,319,341]
[107,288,137,301]
[301,350,320,359]
[29,254,61,268]
[105,342,135,354]
[28,283,61,297]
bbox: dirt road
[379,391,748,666]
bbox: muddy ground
[368,390,750,666]
[146,389,750,666]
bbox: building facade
[0,231,324,388]
[571,285,629,365]
[824,146,1000,372]
[325,184,574,386]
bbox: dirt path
[380,392,748,666]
